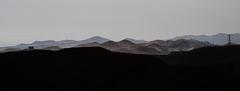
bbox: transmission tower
[228,34,232,45]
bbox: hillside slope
[0,46,240,91]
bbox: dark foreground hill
[0,46,240,91]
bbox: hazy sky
[0,0,240,46]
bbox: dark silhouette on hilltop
[228,34,232,45]
[0,46,240,91]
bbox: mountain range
[1,33,239,54]
[172,33,240,45]
[76,39,211,55]
[14,36,111,49]
[0,36,211,55]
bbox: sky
[0,0,240,46]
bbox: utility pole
[228,34,232,45]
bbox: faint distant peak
[124,38,147,44]
[90,36,105,39]
[118,39,136,45]
[83,36,111,44]
[32,40,56,44]
[89,36,109,40]
[59,40,77,43]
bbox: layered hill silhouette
[172,33,240,45]
[1,33,239,53]
[0,36,212,54]
[77,39,211,55]
[0,45,240,91]
[14,36,111,49]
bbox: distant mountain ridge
[172,33,240,45]
[124,38,148,44]
[76,39,211,55]
[1,38,212,55]
[0,36,212,54]
[14,36,111,49]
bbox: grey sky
[0,0,240,46]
